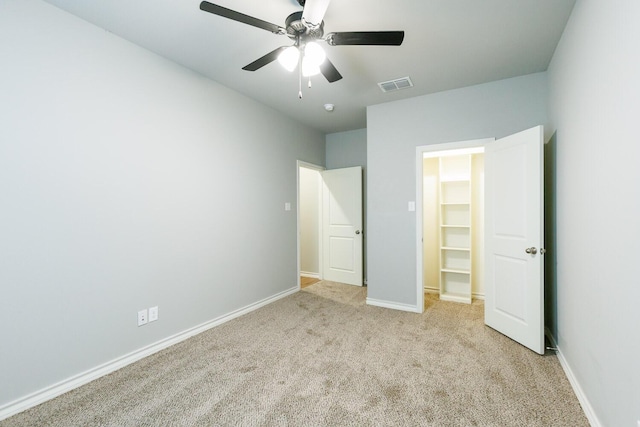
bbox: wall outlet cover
[137,309,148,326]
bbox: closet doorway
[415,126,545,354]
[422,146,485,304]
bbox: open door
[321,167,363,286]
[485,126,544,354]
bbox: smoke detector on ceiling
[378,76,413,93]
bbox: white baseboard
[366,297,421,313]
[0,286,298,422]
[545,329,601,427]
[300,272,320,279]
[422,288,485,301]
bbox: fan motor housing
[285,11,324,39]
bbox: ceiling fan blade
[200,1,285,35]
[301,0,331,28]
[320,58,342,83]
[326,31,405,46]
[242,46,289,71]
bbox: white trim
[415,138,493,316]
[415,147,425,313]
[0,286,298,421]
[425,287,484,300]
[366,297,421,313]
[545,329,602,427]
[300,271,320,279]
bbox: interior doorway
[297,161,324,288]
[297,162,364,288]
[416,126,545,354]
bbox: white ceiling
[42,0,576,134]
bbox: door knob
[355,230,361,235]
[525,247,538,255]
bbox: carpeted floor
[2,281,588,426]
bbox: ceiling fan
[199,0,404,93]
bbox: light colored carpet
[2,281,588,426]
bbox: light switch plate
[149,306,158,322]
[408,201,415,211]
[285,202,291,211]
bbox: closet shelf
[441,246,470,251]
[441,268,470,274]
[440,177,471,183]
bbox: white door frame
[297,160,325,289]
[415,138,494,313]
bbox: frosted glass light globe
[278,46,299,72]
[304,42,326,66]
[302,55,321,77]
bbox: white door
[484,125,545,354]
[321,167,363,286]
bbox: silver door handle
[355,230,361,235]
[525,247,538,255]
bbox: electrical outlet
[137,309,148,326]
[149,306,158,322]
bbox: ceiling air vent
[378,76,413,93]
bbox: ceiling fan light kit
[199,0,405,98]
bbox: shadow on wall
[544,131,558,340]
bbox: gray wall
[547,1,640,425]
[366,73,549,307]
[326,129,367,170]
[326,128,367,282]
[0,0,324,409]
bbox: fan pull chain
[308,76,312,88]
[298,52,303,99]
